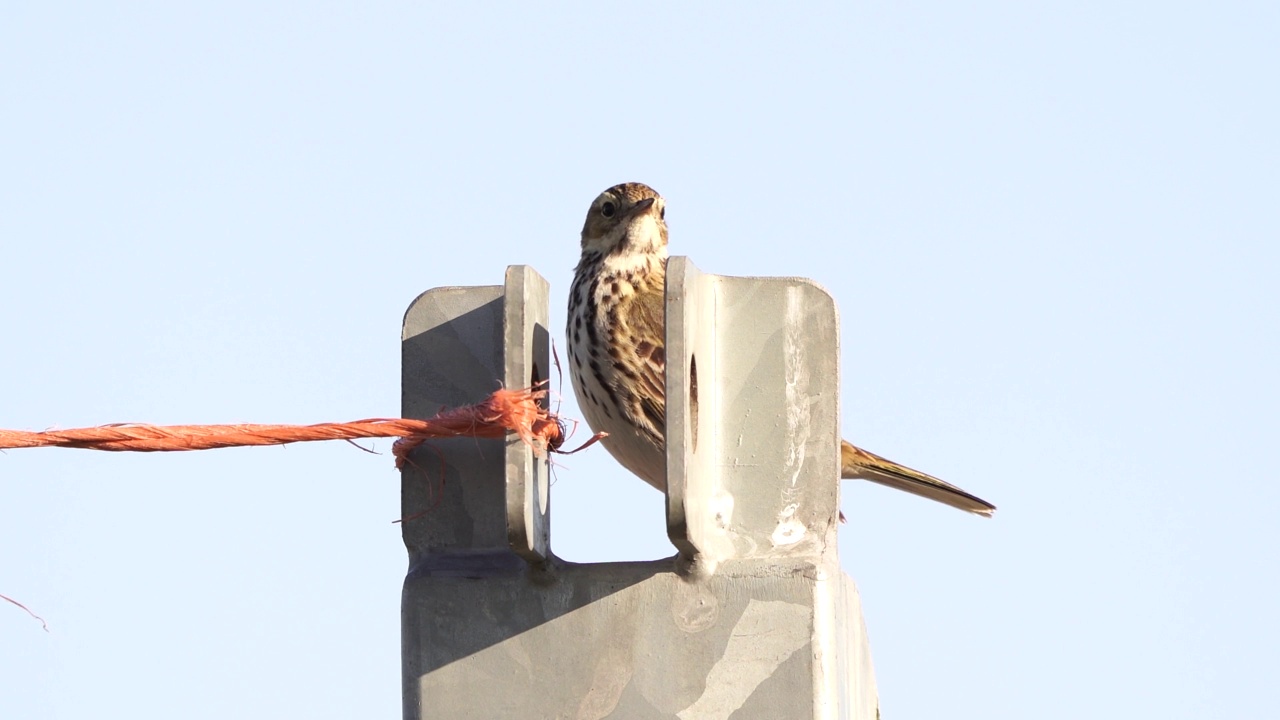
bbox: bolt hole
[689,354,698,453]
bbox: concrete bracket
[665,257,842,571]
[399,264,551,571]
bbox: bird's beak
[626,197,656,217]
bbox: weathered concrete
[401,262,878,719]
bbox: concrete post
[400,262,878,719]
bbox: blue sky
[2,3,1276,718]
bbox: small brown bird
[567,182,994,517]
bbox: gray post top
[398,262,877,719]
[400,260,841,572]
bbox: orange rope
[1,386,595,632]
[0,387,566,468]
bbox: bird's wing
[841,440,996,517]
[626,286,668,446]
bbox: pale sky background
[2,3,1276,719]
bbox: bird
[566,182,995,517]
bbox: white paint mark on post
[772,502,808,547]
[782,285,811,490]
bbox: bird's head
[579,182,668,259]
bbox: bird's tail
[840,440,995,517]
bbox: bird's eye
[601,201,616,218]
[659,206,665,220]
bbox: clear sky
[2,3,1276,719]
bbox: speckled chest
[566,251,669,488]
[567,254,663,406]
